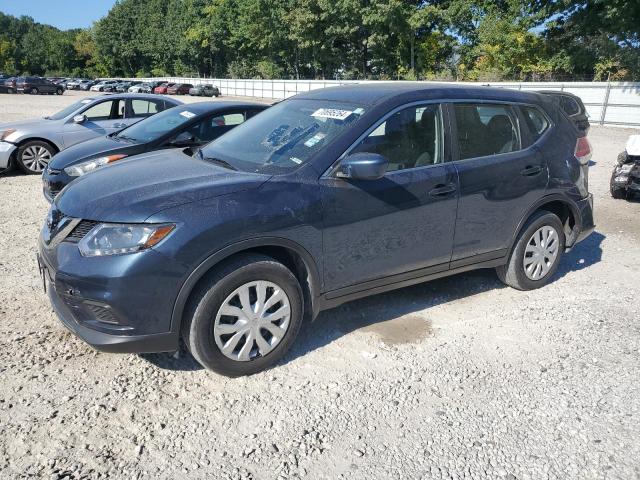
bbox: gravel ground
[0,92,639,480]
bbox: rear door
[449,102,548,264]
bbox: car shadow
[141,232,605,372]
[554,230,604,279]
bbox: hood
[626,135,640,156]
[49,135,138,169]
[0,118,51,132]
[55,148,271,223]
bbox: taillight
[575,137,592,165]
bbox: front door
[320,103,459,292]
[63,99,127,148]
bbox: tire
[56,88,63,95]
[16,140,55,174]
[7,88,13,94]
[496,210,565,291]
[30,87,38,95]
[182,254,303,376]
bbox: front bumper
[38,235,182,354]
[0,142,16,169]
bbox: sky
[1,0,117,30]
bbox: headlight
[64,154,128,176]
[78,223,175,257]
[620,164,633,173]
[0,129,16,141]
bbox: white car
[90,80,120,92]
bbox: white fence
[124,77,640,127]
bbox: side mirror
[170,131,195,146]
[73,114,87,124]
[336,152,388,180]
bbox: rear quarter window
[520,106,550,143]
[559,96,580,116]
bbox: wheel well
[536,200,577,244]
[184,246,317,325]
[17,138,60,154]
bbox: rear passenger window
[130,99,161,118]
[521,106,550,142]
[352,104,443,172]
[454,104,520,160]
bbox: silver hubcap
[523,225,560,281]
[21,146,51,172]
[214,281,291,362]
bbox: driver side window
[83,100,124,121]
[352,104,443,172]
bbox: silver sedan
[0,94,183,175]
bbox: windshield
[115,106,193,143]
[47,99,93,120]
[200,99,366,174]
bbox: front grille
[66,220,99,242]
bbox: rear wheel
[182,254,303,376]
[30,87,38,95]
[56,88,64,95]
[496,210,565,290]
[16,141,55,174]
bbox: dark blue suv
[38,84,594,376]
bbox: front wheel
[182,254,303,376]
[56,88,63,95]
[496,210,565,290]
[30,87,39,95]
[16,140,55,174]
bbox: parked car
[0,94,182,174]
[166,83,193,95]
[115,81,141,93]
[153,82,176,94]
[610,134,640,199]
[189,84,220,97]
[78,80,97,91]
[16,76,65,95]
[90,80,121,92]
[66,78,89,90]
[4,77,17,93]
[37,84,595,376]
[128,81,161,94]
[0,75,14,94]
[538,91,590,134]
[43,102,267,200]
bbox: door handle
[520,165,543,176]
[429,183,457,197]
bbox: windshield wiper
[197,149,237,171]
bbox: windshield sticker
[290,157,303,164]
[304,133,327,148]
[80,99,92,104]
[311,108,353,121]
[353,108,365,115]
[180,111,196,119]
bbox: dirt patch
[362,315,433,345]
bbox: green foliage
[0,1,638,80]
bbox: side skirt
[316,253,507,312]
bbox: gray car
[0,94,182,175]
